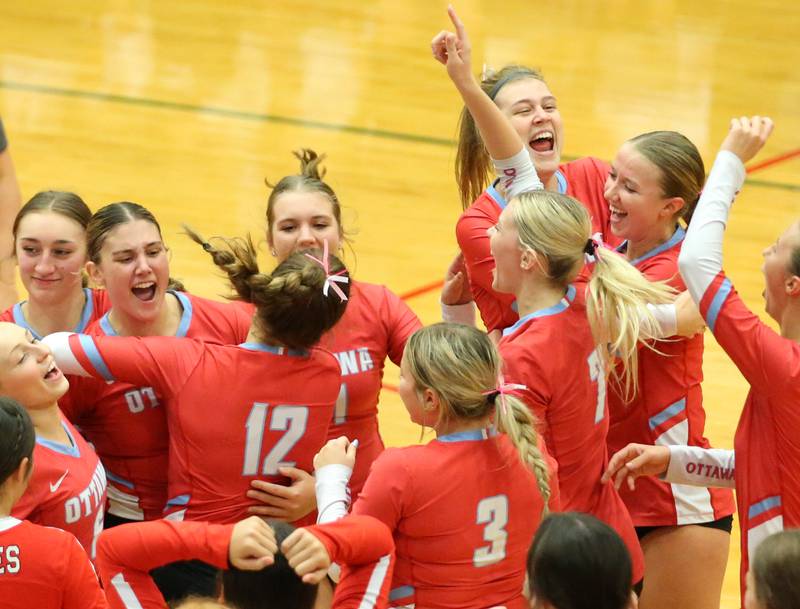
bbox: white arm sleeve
[647,303,677,338]
[315,464,352,524]
[678,151,746,301]
[492,148,544,199]
[440,301,476,326]
[42,332,93,376]
[664,445,736,488]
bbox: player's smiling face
[494,78,563,182]
[761,220,800,322]
[15,211,87,305]
[87,219,170,324]
[489,203,524,295]
[269,191,342,261]
[0,323,68,408]
[605,142,681,244]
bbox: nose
[133,252,152,274]
[604,179,618,202]
[297,224,317,248]
[34,253,56,275]
[531,104,548,124]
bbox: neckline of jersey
[12,287,95,340]
[487,169,567,210]
[239,342,309,357]
[99,290,193,337]
[502,284,577,337]
[436,427,497,443]
[616,226,686,266]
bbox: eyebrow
[111,241,163,256]
[511,95,557,107]
[277,215,332,222]
[7,332,33,361]
[18,237,77,245]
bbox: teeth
[133,282,155,289]
[610,205,627,215]
[532,131,554,141]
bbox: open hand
[720,116,774,164]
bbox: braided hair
[0,397,35,486]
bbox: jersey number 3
[242,403,309,476]
[473,495,509,567]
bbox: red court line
[398,279,444,301]
[746,148,800,174]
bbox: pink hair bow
[482,373,526,415]
[583,231,608,263]
[304,240,349,302]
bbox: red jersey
[96,515,394,609]
[12,416,107,561]
[51,332,340,526]
[499,285,644,582]
[58,291,251,521]
[0,287,110,339]
[321,281,421,499]
[353,429,551,609]
[699,271,800,597]
[0,517,107,609]
[457,157,621,333]
[607,228,735,526]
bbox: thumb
[445,33,458,56]
[278,466,306,481]
[346,440,359,460]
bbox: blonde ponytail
[587,248,674,401]
[511,191,675,401]
[494,395,551,513]
[404,323,551,512]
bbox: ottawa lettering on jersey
[501,167,518,191]
[0,546,20,574]
[334,348,374,377]
[65,462,107,524]
[685,461,735,481]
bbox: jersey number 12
[242,403,309,476]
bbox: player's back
[0,517,107,609]
[164,342,341,525]
[353,431,544,609]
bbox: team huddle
[0,7,798,609]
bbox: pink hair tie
[304,240,349,302]
[482,373,526,416]
[583,232,608,263]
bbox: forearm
[664,445,736,488]
[678,151,746,301]
[315,464,352,524]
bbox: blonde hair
[184,226,349,350]
[455,65,546,210]
[404,323,550,512]
[511,191,675,400]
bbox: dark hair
[627,131,705,226]
[0,396,35,486]
[752,530,800,609]
[87,202,185,291]
[222,521,317,609]
[527,512,632,609]
[455,65,546,210]
[184,226,349,350]
[265,149,347,245]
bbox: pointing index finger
[448,5,469,43]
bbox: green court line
[1,79,798,193]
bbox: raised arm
[678,116,774,301]
[431,6,542,197]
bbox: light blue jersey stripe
[389,585,415,602]
[706,278,733,333]
[749,496,782,519]
[648,398,687,430]
[79,334,115,381]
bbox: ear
[520,248,539,272]
[85,261,104,288]
[422,387,441,413]
[13,457,31,486]
[660,196,685,219]
[785,274,800,297]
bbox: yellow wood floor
[1,2,798,607]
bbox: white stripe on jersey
[358,553,392,609]
[110,572,145,609]
[655,419,715,524]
